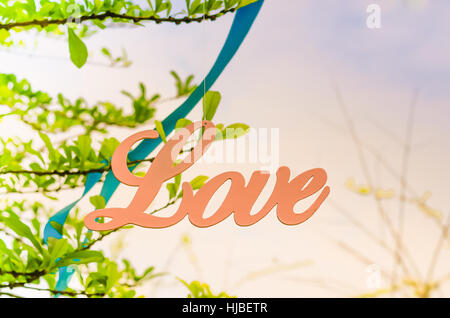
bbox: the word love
[84,121,330,231]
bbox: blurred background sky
[1,0,450,297]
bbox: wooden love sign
[84,121,330,231]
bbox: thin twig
[80,197,180,251]
[425,215,450,283]
[330,238,393,281]
[0,291,23,298]
[284,276,358,296]
[393,90,419,290]
[332,83,423,281]
[329,200,412,277]
[19,285,105,297]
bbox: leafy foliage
[178,278,234,298]
[68,27,88,68]
[0,199,154,298]
[0,0,252,299]
[0,0,259,67]
[0,69,246,297]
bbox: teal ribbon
[43,0,264,293]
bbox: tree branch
[0,269,46,281]
[80,197,180,250]
[1,146,194,177]
[0,291,23,298]
[0,157,155,176]
[0,8,236,31]
[19,285,105,298]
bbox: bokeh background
[2,0,450,297]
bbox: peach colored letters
[84,121,330,231]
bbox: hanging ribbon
[43,0,264,293]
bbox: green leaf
[3,215,43,253]
[48,238,70,263]
[105,262,120,290]
[89,195,106,210]
[155,120,167,143]
[68,28,88,68]
[50,221,64,235]
[57,250,104,267]
[218,123,250,140]
[190,175,209,190]
[175,173,182,189]
[238,0,259,9]
[26,0,36,13]
[39,132,56,161]
[202,91,221,121]
[166,183,177,200]
[175,118,193,130]
[101,47,111,57]
[93,20,107,29]
[75,135,92,161]
[99,137,120,160]
[177,278,234,298]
